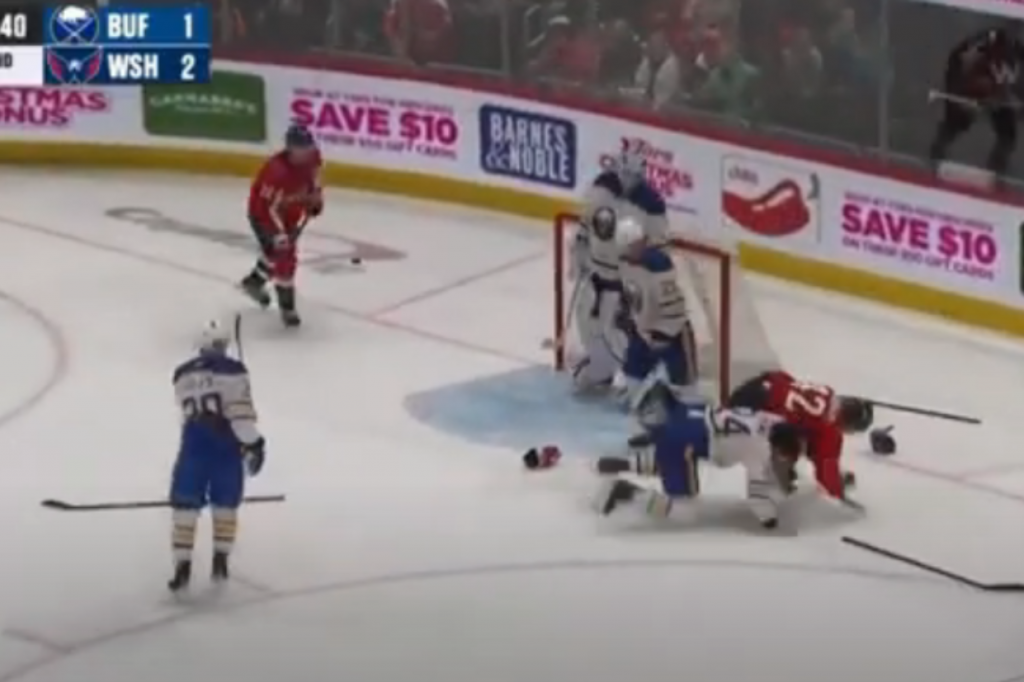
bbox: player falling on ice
[595,379,801,531]
[613,227,699,405]
[726,371,872,508]
[168,319,267,592]
[240,124,324,327]
[567,146,669,393]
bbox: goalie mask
[591,206,617,242]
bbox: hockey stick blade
[857,397,980,425]
[41,494,286,511]
[842,536,1024,592]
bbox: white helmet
[615,215,644,253]
[615,147,646,188]
[198,318,232,355]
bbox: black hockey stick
[40,494,285,511]
[233,312,245,362]
[842,536,1024,592]
[857,397,980,425]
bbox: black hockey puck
[350,257,362,265]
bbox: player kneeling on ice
[596,380,801,531]
[241,123,324,328]
[727,370,874,508]
[168,319,267,593]
[568,148,669,392]
[612,241,699,405]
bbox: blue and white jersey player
[595,380,801,531]
[168,319,267,592]
[568,148,670,392]
[613,238,699,406]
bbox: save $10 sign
[288,86,462,163]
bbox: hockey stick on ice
[542,275,583,356]
[842,536,1024,592]
[856,397,980,425]
[233,312,245,363]
[40,494,286,511]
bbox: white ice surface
[0,170,1023,682]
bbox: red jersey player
[726,370,873,504]
[241,124,323,327]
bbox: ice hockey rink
[3,168,1024,682]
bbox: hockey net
[552,212,782,403]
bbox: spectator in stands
[598,18,642,88]
[822,4,875,86]
[230,0,329,50]
[384,0,455,64]
[449,0,505,71]
[781,26,823,100]
[762,24,824,129]
[527,15,601,87]
[333,0,391,55]
[634,29,682,110]
[691,30,758,117]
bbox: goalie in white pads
[568,148,669,391]
[595,380,801,530]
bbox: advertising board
[0,60,1019,317]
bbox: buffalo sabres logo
[50,5,100,44]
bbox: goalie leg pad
[571,283,622,387]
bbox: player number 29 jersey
[173,355,261,450]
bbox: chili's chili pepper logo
[721,156,820,240]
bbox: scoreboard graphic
[0,4,211,85]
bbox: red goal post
[551,212,781,403]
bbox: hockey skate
[598,478,639,515]
[167,560,192,592]
[240,273,271,308]
[212,551,230,582]
[275,286,301,328]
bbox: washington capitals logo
[45,49,103,84]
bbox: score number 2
[180,53,195,80]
